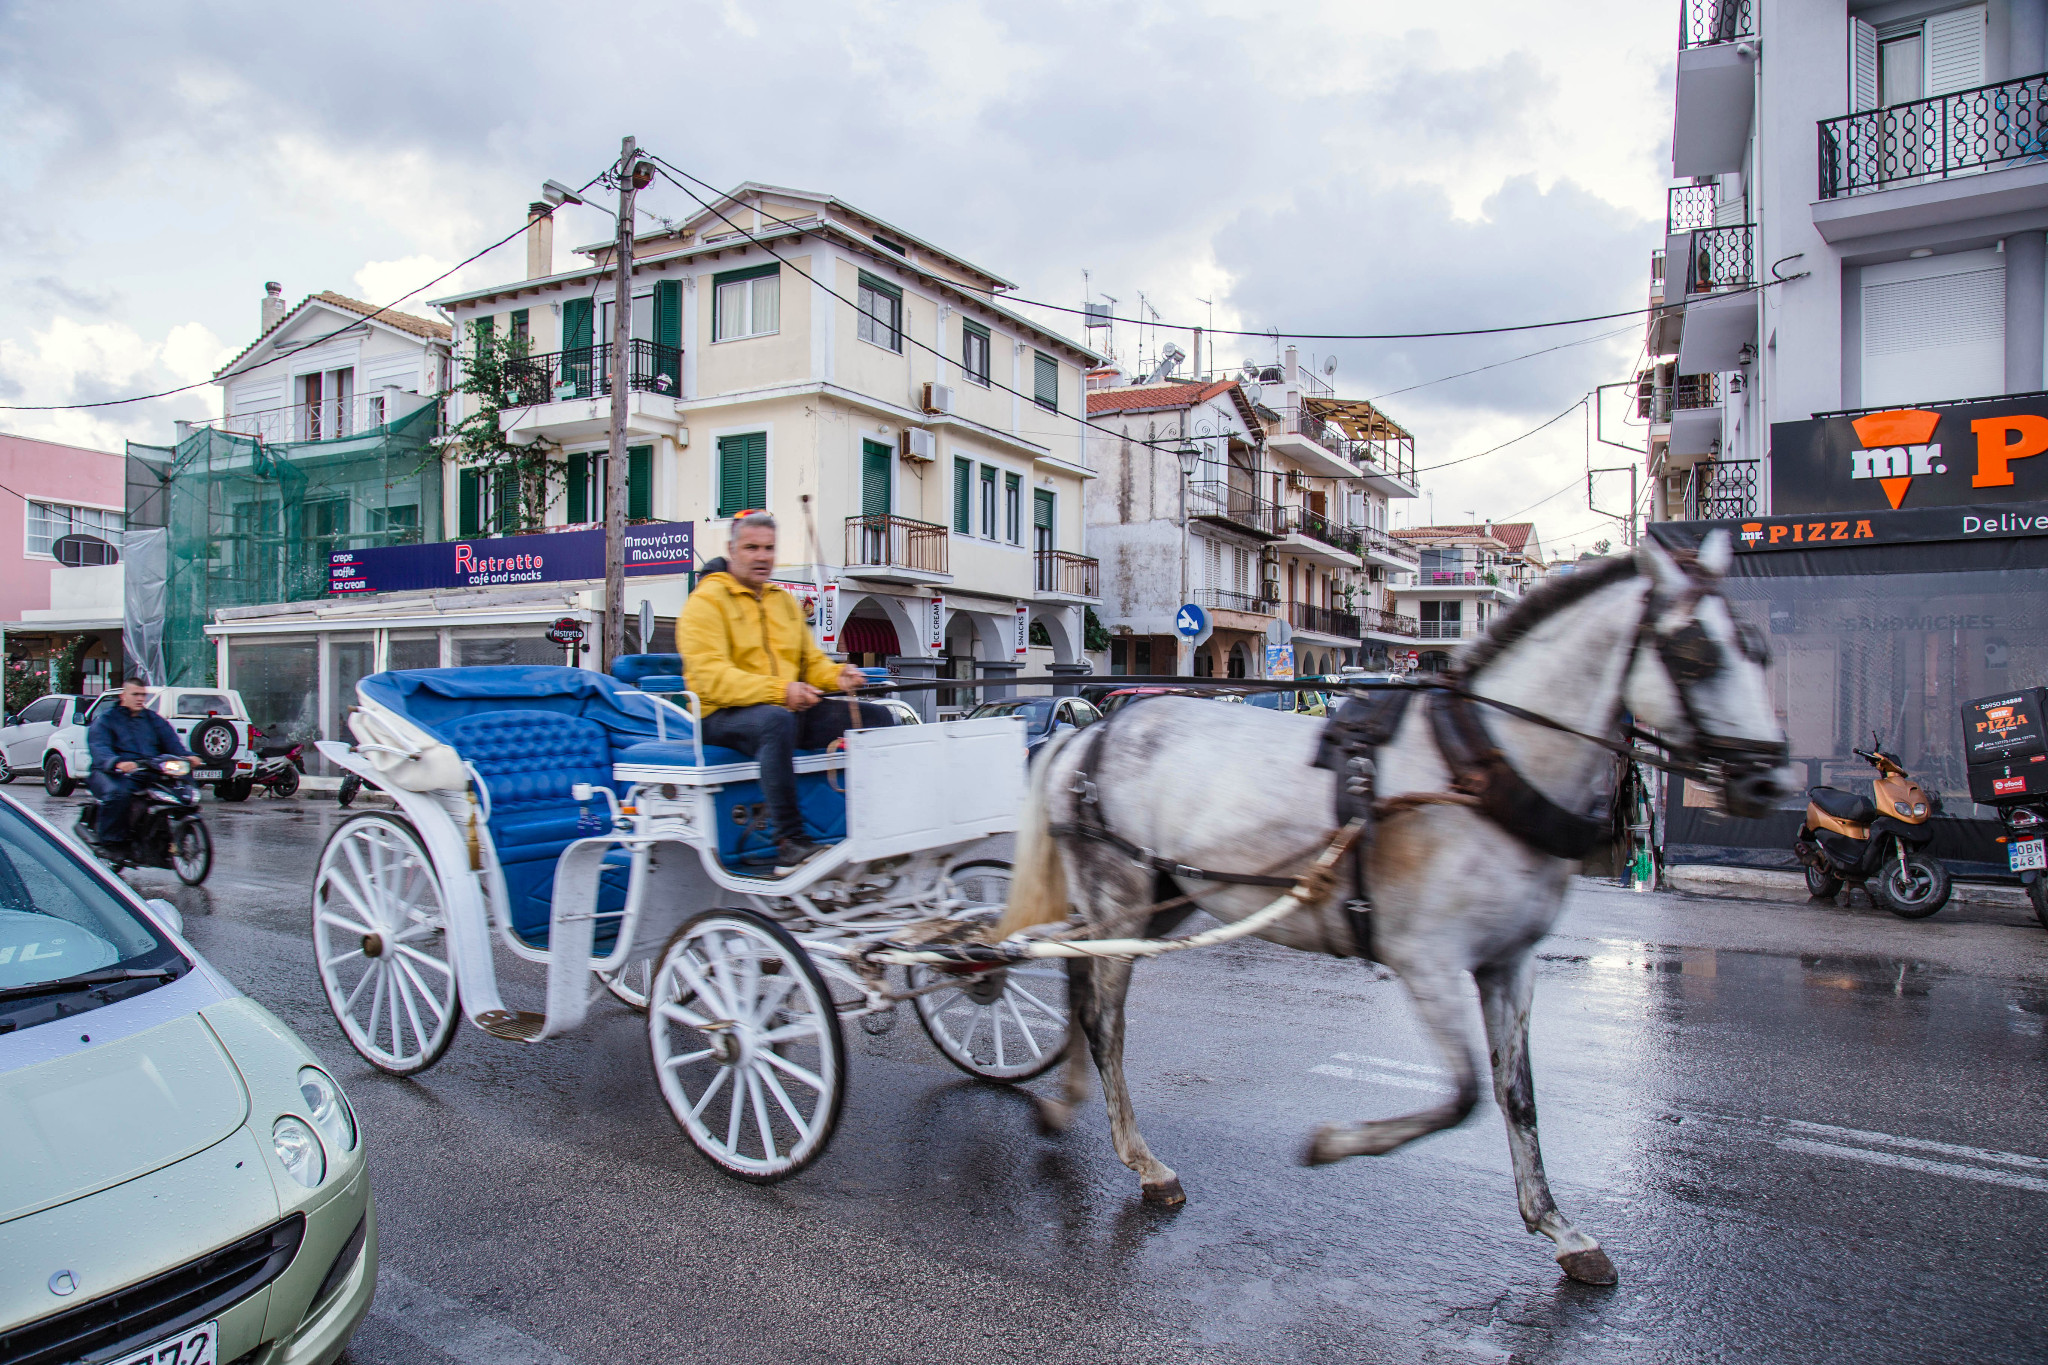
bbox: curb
[1664,863,2030,909]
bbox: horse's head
[1624,531,1793,819]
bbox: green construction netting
[129,401,442,686]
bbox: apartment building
[1646,0,2048,521]
[428,183,1104,714]
[1083,346,1421,678]
[1387,522,1544,672]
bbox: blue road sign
[1175,603,1209,639]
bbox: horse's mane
[1453,554,1641,682]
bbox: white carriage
[310,662,1070,1181]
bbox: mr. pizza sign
[1770,396,2048,514]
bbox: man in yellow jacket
[679,510,892,868]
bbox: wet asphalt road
[16,783,2048,1364]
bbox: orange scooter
[1792,736,1951,918]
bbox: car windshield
[970,699,1056,733]
[81,694,119,727]
[0,800,184,1033]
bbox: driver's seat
[1808,786,1876,824]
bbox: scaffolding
[128,400,442,686]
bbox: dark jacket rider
[88,678,190,842]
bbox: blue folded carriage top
[609,653,686,691]
[358,666,670,746]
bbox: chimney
[260,281,286,335]
[527,202,554,280]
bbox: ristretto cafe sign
[1770,394,2048,515]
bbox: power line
[0,170,608,414]
[1366,324,1638,402]
[1412,397,1587,475]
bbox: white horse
[994,533,1791,1285]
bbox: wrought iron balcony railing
[1685,224,1754,293]
[1186,480,1285,538]
[1636,371,1723,423]
[1358,524,1419,564]
[1418,620,1466,640]
[1290,602,1362,640]
[1681,0,1754,50]
[1282,506,1364,557]
[1194,588,1275,616]
[503,339,682,404]
[1819,71,2048,199]
[1683,459,1760,521]
[1666,184,1719,233]
[845,514,948,575]
[1363,607,1420,637]
[1034,549,1099,597]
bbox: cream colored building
[428,183,1105,713]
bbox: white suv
[41,688,260,799]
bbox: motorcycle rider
[89,678,191,845]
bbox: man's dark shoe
[773,838,825,873]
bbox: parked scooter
[249,741,304,798]
[1960,687,2048,933]
[1792,735,1950,918]
[74,755,214,886]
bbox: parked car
[0,693,86,783]
[0,791,374,1364]
[1095,686,1244,715]
[41,688,260,800]
[965,695,1103,759]
[867,696,924,727]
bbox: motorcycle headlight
[271,1116,326,1189]
[1913,803,1928,817]
[1893,801,1910,815]
[297,1066,357,1154]
[161,758,190,777]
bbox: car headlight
[161,758,191,776]
[1913,803,1928,817]
[272,1117,327,1189]
[298,1066,357,1154]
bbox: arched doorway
[1227,642,1249,678]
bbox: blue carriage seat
[610,653,687,692]
[435,709,632,950]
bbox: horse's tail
[992,727,1083,942]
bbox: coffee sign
[1771,396,2048,514]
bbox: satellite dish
[1241,358,1258,378]
[1323,356,1338,378]
[1241,381,1263,406]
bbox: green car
[0,793,373,1365]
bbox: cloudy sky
[0,0,1675,556]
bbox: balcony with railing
[1682,223,1754,295]
[1674,0,1757,179]
[209,391,430,444]
[1187,480,1285,538]
[503,339,683,404]
[1666,183,1720,233]
[1290,601,1361,641]
[844,514,948,581]
[1362,607,1420,638]
[1681,0,1753,49]
[1279,505,1364,563]
[1034,549,1099,599]
[1819,72,2048,200]
[1194,587,1275,617]
[1358,523,1419,568]
[1681,458,1760,520]
[1418,620,1467,640]
[1636,370,1722,424]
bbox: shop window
[227,636,318,749]
[454,634,569,667]
[387,635,440,670]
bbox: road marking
[1330,1052,1447,1075]
[373,1267,584,1365]
[1310,1061,1453,1094]
[1780,1117,2048,1173]
[1777,1138,2048,1194]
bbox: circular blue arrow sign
[1174,603,1210,640]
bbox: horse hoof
[1142,1177,1185,1205]
[1034,1099,1072,1137]
[1301,1126,1344,1166]
[1557,1247,1618,1286]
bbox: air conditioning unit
[1284,470,1306,489]
[1260,579,1281,603]
[900,428,937,462]
[921,382,955,415]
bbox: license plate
[112,1319,217,1365]
[2011,838,2046,872]
[193,770,222,781]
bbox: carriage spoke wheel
[649,909,845,1182]
[599,956,654,1012]
[313,814,459,1075]
[911,860,1069,1082]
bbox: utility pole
[604,134,643,665]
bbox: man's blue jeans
[699,698,894,842]
[90,770,141,842]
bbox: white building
[211,285,451,445]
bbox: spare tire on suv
[187,718,239,771]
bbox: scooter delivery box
[1962,687,2048,803]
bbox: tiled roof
[214,290,450,379]
[1086,379,1238,415]
[1392,522,1536,551]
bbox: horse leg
[1035,960,1091,1135]
[1476,951,1617,1286]
[1304,962,1480,1163]
[1061,955,1183,1203]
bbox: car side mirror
[145,897,184,935]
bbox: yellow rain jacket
[677,570,843,717]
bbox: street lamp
[1175,442,1202,676]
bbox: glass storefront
[453,633,570,667]
[387,633,439,670]
[226,636,318,749]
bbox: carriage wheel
[313,814,460,1075]
[599,956,653,1012]
[647,908,846,1182]
[910,860,1069,1083]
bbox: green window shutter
[562,296,593,350]
[653,281,681,391]
[952,456,972,533]
[561,296,594,400]
[856,270,903,303]
[509,309,529,350]
[1034,489,1054,549]
[712,263,780,288]
[1033,351,1059,412]
[566,452,588,523]
[458,469,481,536]
[493,468,518,533]
[861,440,892,517]
[979,464,997,537]
[717,433,767,519]
[475,315,494,343]
[628,445,654,521]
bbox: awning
[1304,396,1414,442]
[840,614,901,656]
